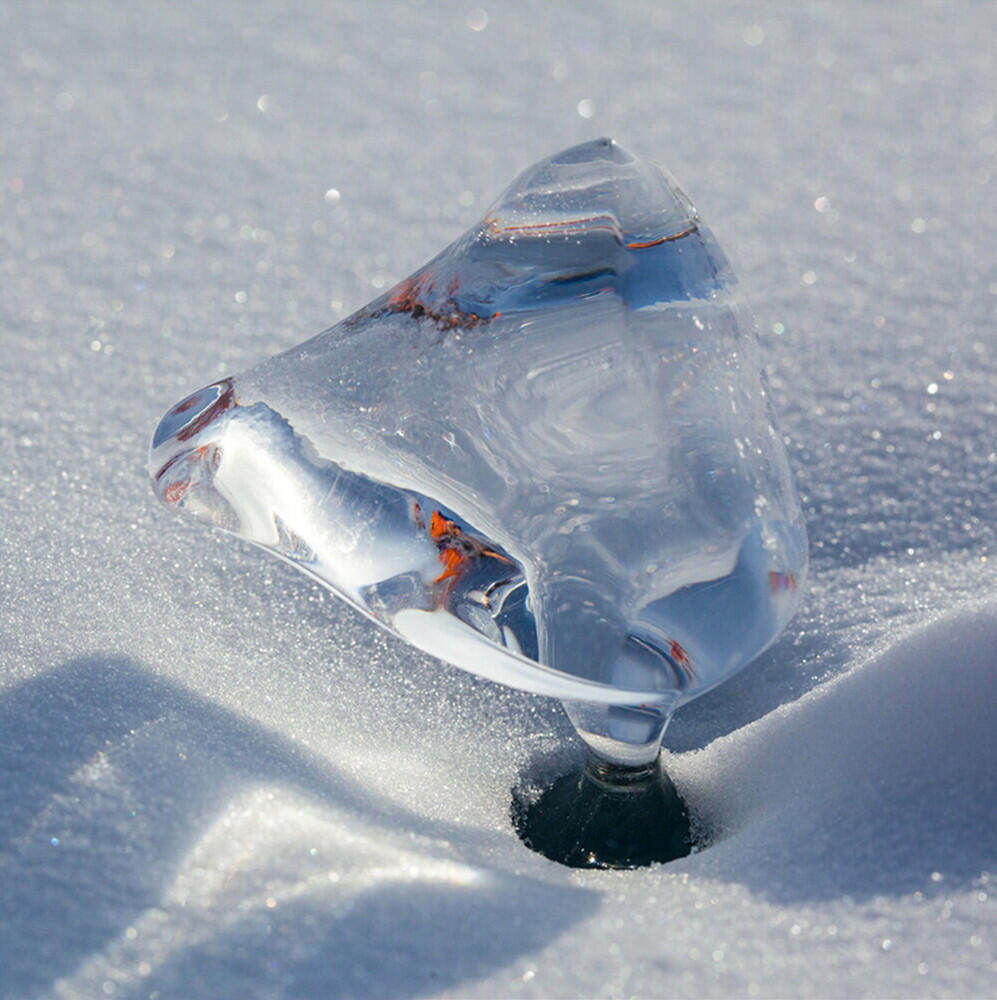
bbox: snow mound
[679,601,997,901]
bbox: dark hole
[511,753,697,869]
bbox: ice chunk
[150,139,807,764]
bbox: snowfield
[1,2,994,997]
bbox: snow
[1,1,994,997]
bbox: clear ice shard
[150,138,807,766]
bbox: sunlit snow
[1,3,994,998]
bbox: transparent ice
[150,139,807,768]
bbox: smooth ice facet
[150,139,807,764]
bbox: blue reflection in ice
[150,139,807,765]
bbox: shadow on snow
[0,656,593,999]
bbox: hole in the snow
[511,751,707,869]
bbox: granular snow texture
[1,2,994,997]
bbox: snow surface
[1,2,995,997]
